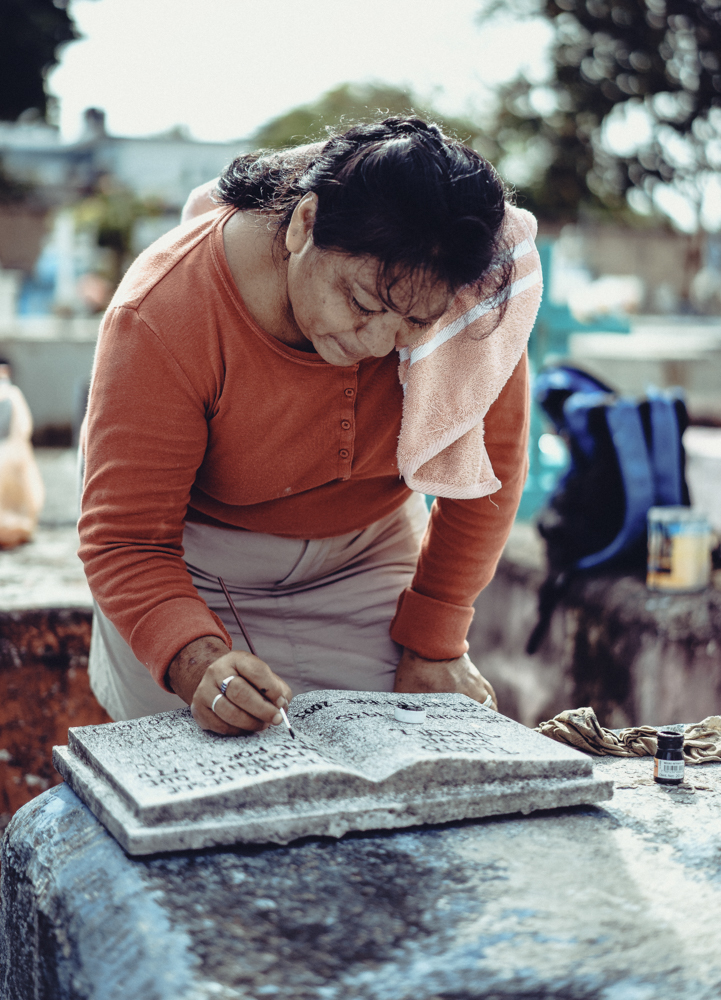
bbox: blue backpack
[526,365,689,653]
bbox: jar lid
[647,506,709,528]
[656,730,684,750]
[394,703,427,724]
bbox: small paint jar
[654,730,685,785]
[647,507,711,593]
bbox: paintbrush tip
[279,705,295,739]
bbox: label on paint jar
[654,758,684,780]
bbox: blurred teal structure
[516,238,631,521]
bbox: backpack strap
[526,570,571,655]
[563,391,614,460]
[535,366,614,433]
[576,399,655,570]
[646,388,684,506]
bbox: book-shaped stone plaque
[53,691,613,855]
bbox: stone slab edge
[53,745,614,855]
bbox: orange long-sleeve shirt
[79,209,529,688]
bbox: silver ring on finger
[211,693,225,715]
[220,675,235,697]
[482,694,493,707]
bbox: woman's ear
[285,193,318,254]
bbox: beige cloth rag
[396,203,542,499]
[535,706,721,764]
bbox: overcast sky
[49,0,553,143]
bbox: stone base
[3,759,721,1000]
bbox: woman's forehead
[342,254,452,318]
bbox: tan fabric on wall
[535,706,721,764]
[89,492,429,721]
[0,378,44,548]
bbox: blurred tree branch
[480,0,721,229]
[74,179,165,287]
[0,0,80,123]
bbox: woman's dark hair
[217,117,511,308]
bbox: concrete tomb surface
[2,757,721,999]
[52,691,612,853]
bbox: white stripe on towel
[503,238,534,263]
[408,268,542,367]
[396,239,535,367]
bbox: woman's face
[284,194,453,367]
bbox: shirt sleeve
[390,350,530,660]
[78,305,232,690]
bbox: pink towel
[396,204,542,499]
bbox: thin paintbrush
[217,576,296,738]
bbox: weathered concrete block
[3,759,721,999]
[0,607,91,671]
[53,692,611,854]
[469,524,721,728]
[0,627,109,831]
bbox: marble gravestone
[53,691,612,854]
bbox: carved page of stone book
[53,691,613,855]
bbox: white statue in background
[0,359,44,547]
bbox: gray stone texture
[52,692,611,853]
[2,757,721,999]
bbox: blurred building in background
[1,91,720,445]
[0,108,244,442]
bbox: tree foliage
[0,0,79,122]
[486,0,721,227]
[74,179,165,285]
[250,81,487,151]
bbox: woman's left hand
[393,647,497,709]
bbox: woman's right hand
[166,636,293,736]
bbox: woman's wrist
[166,636,230,704]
